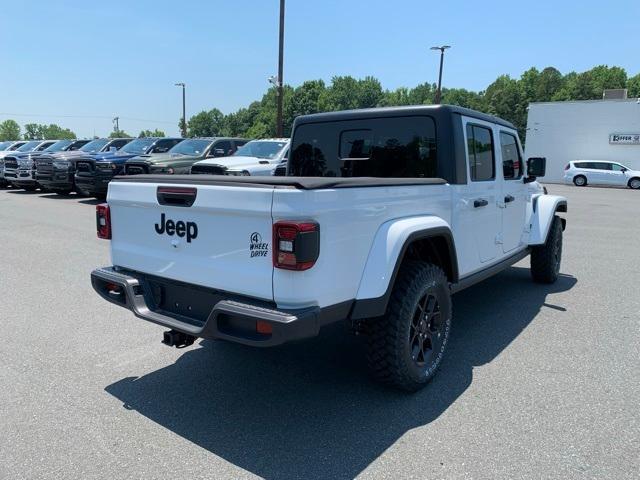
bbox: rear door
[587,162,610,185]
[457,117,500,268]
[498,130,527,253]
[108,180,275,301]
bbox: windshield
[234,140,287,159]
[80,139,109,153]
[17,141,43,152]
[169,139,211,156]
[43,140,73,152]
[119,138,155,155]
[0,141,12,151]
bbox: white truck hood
[195,155,276,169]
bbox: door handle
[504,195,515,203]
[474,199,488,208]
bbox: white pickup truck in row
[92,105,567,391]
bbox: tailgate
[108,180,275,301]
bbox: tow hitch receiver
[162,330,196,348]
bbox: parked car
[123,137,248,175]
[3,139,59,190]
[0,141,28,186]
[74,137,183,197]
[91,105,567,392]
[35,138,131,195]
[190,138,289,176]
[564,160,640,189]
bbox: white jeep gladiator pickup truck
[91,105,567,391]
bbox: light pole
[276,0,285,137]
[430,45,450,104]
[112,117,119,133]
[175,82,186,137]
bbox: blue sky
[1,0,638,138]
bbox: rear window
[289,116,437,178]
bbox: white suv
[564,160,640,189]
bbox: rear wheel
[23,185,37,192]
[573,175,587,187]
[628,178,640,190]
[531,216,563,284]
[367,261,452,392]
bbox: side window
[234,140,248,151]
[152,139,177,153]
[611,164,625,172]
[594,162,612,170]
[110,139,129,150]
[466,124,495,181]
[210,140,232,157]
[499,132,522,179]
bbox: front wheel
[531,216,563,283]
[367,261,452,392]
[628,178,640,190]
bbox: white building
[525,99,640,183]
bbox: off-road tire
[628,178,640,190]
[367,261,452,392]
[531,215,563,284]
[573,175,587,187]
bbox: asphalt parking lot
[1,184,638,479]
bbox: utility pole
[430,45,451,104]
[276,0,285,137]
[175,82,187,137]
[112,117,119,133]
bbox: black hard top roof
[294,104,515,129]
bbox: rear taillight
[96,203,111,239]
[273,221,319,271]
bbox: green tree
[178,118,187,137]
[24,123,44,139]
[441,88,485,110]
[138,129,166,138]
[535,67,564,101]
[484,74,526,135]
[42,124,76,139]
[318,76,383,111]
[187,108,225,137]
[284,80,326,133]
[0,119,21,141]
[23,123,75,139]
[554,65,627,100]
[109,129,131,138]
[626,73,640,98]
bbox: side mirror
[109,147,117,153]
[526,157,546,178]
[621,167,628,173]
[154,147,169,153]
[212,148,226,157]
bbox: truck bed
[111,174,447,189]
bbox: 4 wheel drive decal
[249,232,269,258]
[154,213,198,243]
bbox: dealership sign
[609,133,640,145]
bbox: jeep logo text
[155,213,198,243]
